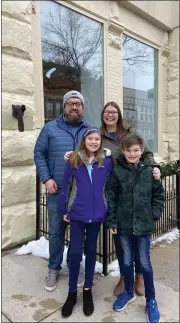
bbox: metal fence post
[36,173,41,240]
[103,223,108,276]
[176,160,180,230]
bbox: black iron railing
[36,160,180,275]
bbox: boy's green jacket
[106,156,165,235]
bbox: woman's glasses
[104,110,118,116]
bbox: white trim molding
[161,45,170,67]
[108,18,124,49]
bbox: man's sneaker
[44,269,59,291]
[77,270,85,288]
[145,299,160,323]
[113,290,136,312]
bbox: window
[40,0,103,126]
[123,34,158,152]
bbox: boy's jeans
[113,233,142,275]
[120,234,155,300]
[48,192,68,271]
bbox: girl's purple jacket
[60,156,112,223]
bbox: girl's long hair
[101,101,130,139]
[69,130,104,169]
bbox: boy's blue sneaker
[145,299,160,323]
[113,290,136,311]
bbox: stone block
[2,92,36,130]
[2,201,36,249]
[168,43,179,63]
[2,131,37,166]
[168,61,179,81]
[2,166,36,207]
[167,80,179,100]
[2,54,34,95]
[167,99,179,116]
[166,117,179,134]
[2,16,32,59]
[2,1,33,23]
[168,28,179,47]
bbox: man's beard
[64,112,83,125]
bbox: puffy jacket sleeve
[152,179,165,221]
[142,146,159,167]
[124,126,159,168]
[60,161,73,215]
[105,170,120,229]
[34,127,51,184]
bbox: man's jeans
[48,192,68,271]
[113,233,142,275]
[120,234,155,300]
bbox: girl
[60,127,112,318]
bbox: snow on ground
[15,228,179,277]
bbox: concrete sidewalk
[2,242,179,322]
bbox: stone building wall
[2,1,37,249]
[165,27,179,161]
[1,0,179,249]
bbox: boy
[106,134,164,323]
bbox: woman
[101,101,160,297]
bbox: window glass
[123,34,158,152]
[40,0,103,126]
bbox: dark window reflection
[40,1,103,126]
[123,35,158,152]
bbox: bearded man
[34,90,89,291]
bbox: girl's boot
[61,291,77,317]
[83,288,94,316]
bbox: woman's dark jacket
[102,127,159,167]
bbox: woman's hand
[63,215,70,223]
[110,228,117,234]
[64,151,73,161]
[153,167,161,180]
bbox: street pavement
[2,240,179,322]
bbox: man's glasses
[104,110,118,115]
[66,102,82,108]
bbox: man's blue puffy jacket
[34,115,89,189]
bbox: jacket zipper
[132,165,145,235]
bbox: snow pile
[15,236,49,259]
[150,228,179,248]
[15,228,179,276]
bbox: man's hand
[64,151,73,161]
[63,215,70,223]
[110,228,117,234]
[45,179,58,194]
[153,167,161,180]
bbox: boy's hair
[69,126,104,168]
[121,134,144,151]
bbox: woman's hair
[69,127,104,168]
[101,101,129,138]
